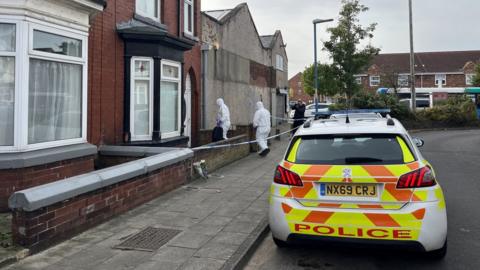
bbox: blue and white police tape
[271,116,312,121]
[192,126,300,150]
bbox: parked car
[269,114,448,258]
[399,98,431,110]
[304,103,331,118]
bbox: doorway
[184,74,192,147]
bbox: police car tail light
[274,166,303,186]
[397,166,436,189]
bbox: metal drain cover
[114,227,181,252]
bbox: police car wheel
[272,237,289,248]
[426,240,447,259]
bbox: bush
[328,92,414,120]
[328,92,478,128]
[416,95,477,125]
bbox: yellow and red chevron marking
[281,202,425,240]
[279,161,425,203]
[299,201,404,210]
[281,202,425,227]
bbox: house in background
[288,72,313,105]
[201,3,288,131]
[357,50,480,100]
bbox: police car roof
[296,117,407,136]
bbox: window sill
[0,143,98,170]
[133,13,168,31]
[183,32,199,42]
[123,136,190,147]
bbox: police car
[269,114,447,258]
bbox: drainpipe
[178,0,181,36]
[201,44,210,129]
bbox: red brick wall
[88,0,202,146]
[250,61,274,88]
[88,0,134,146]
[289,72,312,104]
[0,157,95,212]
[12,160,191,251]
[183,0,202,146]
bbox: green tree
[323,0,380,98]
[301,63,341,97]
[473,64,480,87]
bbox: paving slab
[5,139,288,270]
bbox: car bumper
[269,195,447,252]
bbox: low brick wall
[0,156,95,212]
[9,150,192,252]
[193,135,251,174]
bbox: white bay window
[130,57,154,141]
[0,20,87,152]
[160,61,181,139]
[0,23,15,146]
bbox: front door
[184,74,192,147]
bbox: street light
[408,0,416,111]
[313,18,334,118]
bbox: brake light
[397,166,436,189]
[274,166,303,186]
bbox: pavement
[243,129,480,270]
[6,139,289,270]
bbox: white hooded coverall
[253,101,271,152]
[216,98,231,139]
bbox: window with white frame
[130,57,153,141]
[276,54,284,71]
[0,20,87,153]
[466,74,475,86]
[435,74,446,86]
[184,0,194,35]
[398,74,409,87]
[28,27,86,145]
[160,60,181,139]
[0,23,16,146]
[136,0,160,21]
[354,76,362,85]
[369,75,380,87]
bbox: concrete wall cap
[98,145,179,157]
[8,148,193,211]
[0,143,97,170]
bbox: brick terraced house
[0,0,201,211]
[357,50,480,99]
[288,72,313,105]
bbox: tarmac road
[243,129,480,270]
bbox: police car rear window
[286,134,415,165]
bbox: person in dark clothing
[291,100,306,135]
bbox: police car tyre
[426,240,447,259]
[273,236,289,248]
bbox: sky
[202,0,480,78]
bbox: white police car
[269,114,447,258]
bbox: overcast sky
[202,0,480,78]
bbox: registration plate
[320,183,377,197]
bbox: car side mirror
[412,137,425,148]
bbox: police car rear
[269,116,447,258]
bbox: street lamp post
[408,0,416,111]
[313,19,333,118]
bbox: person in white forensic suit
[253,101,271,157]
[216,98,231,140]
